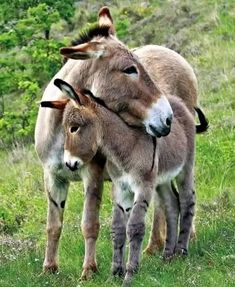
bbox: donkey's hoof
[112,264,125,278]
[175,247,188,257]
[144,241,164,255]
[43,263,59,274]
[190,230,197,241]
[162,250,174,262]
[143,245,156,255]
[79,264,98,281]
[122,272,133,287]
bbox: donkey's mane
[81,89,109,110]
[72,25,110,46]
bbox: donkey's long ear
[60,42,105,60]
[40,99,69,110]
[54,79,81,105]
[54,78,91,106]
[98,6,115,35]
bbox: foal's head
[41,79,101,171]
[59,7,173,137]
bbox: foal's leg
[157,182,180,260]
[80,158,105,280]
[124,188,152,285]
[111,185,133,277]
[175,169,195,256]
[43,170,69,272]
[111,203,127,277]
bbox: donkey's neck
[97,106,152,172]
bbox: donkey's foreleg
[111,203,127,277]
[124,190,152,285]
[43,170,69,273]
[175,170,195,256]
[157,182,180,260]
[111,184,133,278]
[80,162,105,280]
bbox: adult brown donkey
[35,6,203,279]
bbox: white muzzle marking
[144,96,173,137]
[64,149,84,171]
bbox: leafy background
[0,0,234,286]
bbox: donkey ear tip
[54,79,60,88]
[54,78,63,88]
[41,101,52,108]
[60,47,68,55]
[99,6,110,13]
[99,6,112,18]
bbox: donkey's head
[41,79,101,171]
[60,7,173,137]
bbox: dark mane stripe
[81,89,109,109]
[71,25,110,46]
[81,89,145,131]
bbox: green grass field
[0,1,235,286]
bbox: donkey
[35,6,202,279]
[41,79,207,285]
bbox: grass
[0,0,235,286]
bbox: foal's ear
[98,6,115,35]
[40,99,69,110]
[60,42,105,60]
[54,78,91,107]
[54,79,82,105]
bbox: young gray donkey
[41,79,206,285]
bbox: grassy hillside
[0,1,234,286]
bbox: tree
[0,1,75,145]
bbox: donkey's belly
[156,165,183,186]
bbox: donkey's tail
[195,107,209,133]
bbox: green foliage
[0,1,72,145]
[0,0,75,24]
[116,17,130,39]
[15,3,60,43]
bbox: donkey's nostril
[149,124,162,138]
[166,116,172,127]
[66,161,78,171]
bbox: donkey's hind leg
[157,182,180,260]
[43,170,69,273]
[144,194,166,255]
[175,169,195,256]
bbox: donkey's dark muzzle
[149,124,171,138]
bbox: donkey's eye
[70,126,80,134]
[123,66,138,75]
